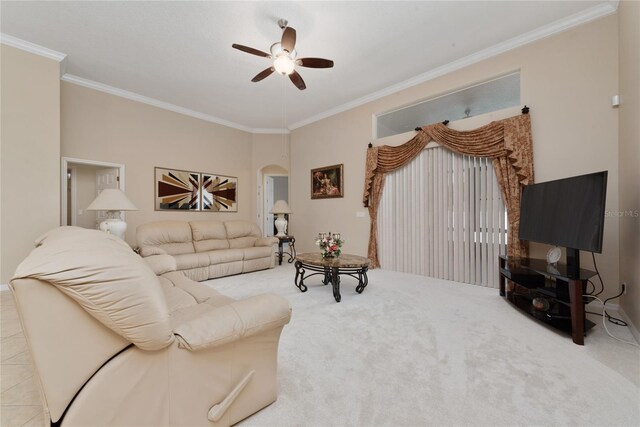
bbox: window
[375,72,520,139]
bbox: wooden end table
[276,235,296,265]
[294,253,370,302]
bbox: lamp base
[98,211,127,239]
[274,214,288,237]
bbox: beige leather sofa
[137,220,278,282]
[10,227,291,426]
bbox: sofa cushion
[137,221,195,255]
[190,220,227,241]
[225,221,261,239]
[243,246,274,261]
[174,253,211,270]
[193,239,229,252]
[255,236,278,247]
[206,249,244,264]
[229,236,258,249]
[13,227,174,351]
[191,220,230,252]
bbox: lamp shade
[86,189,138,211]
[270,200,292,214]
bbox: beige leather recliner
[10,227,291,426]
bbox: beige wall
[1,45,61,283]
[61,82,253,245]
[291,16,621,298]
[617,1,640,334]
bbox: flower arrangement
[315,232,344,258]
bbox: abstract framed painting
[155,167,200,210]
[201,173,238,212]
[311,164,344,199]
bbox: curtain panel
[363,113,534,268]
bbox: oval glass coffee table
[294,253,371,302]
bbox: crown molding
[0,32,67,62]
[1,33,68,77]
[252,128,291,135]
[288,1,619,130]
[62,74,292,134]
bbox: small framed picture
[311,164,344,199]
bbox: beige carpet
[206,263,640,426]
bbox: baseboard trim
[616,306,640,344]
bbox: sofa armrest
[143,254,177,275]
[254,237,278,247]
[174,294,291,351]
[139,245,168,257]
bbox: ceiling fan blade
[289,70,306,90]
[232,44,271,58]
[281,27,296,53]
[251,67,275,82]
[297,57,334,68]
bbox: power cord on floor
[584,252,628,327]
[586,285,629,326]
[583,294,639,347]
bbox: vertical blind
[377,145,507,288]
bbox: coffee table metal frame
[294,257,369,303]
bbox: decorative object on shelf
[155,167,237,212]
[86,188,138,240]
[532,297,550,312]
[546,246,562,265]
[311,164,344,199]
[315,232,344,258]
[270,200,292,236]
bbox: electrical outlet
[622,282,627,294]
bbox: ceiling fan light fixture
[232,20,331,90]
[274,55,295,75]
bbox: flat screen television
[519,171,608,278]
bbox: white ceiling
[0,1,616,132]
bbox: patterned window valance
[363,113,534,268]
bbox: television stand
[499,256,598,345]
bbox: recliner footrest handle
[208,370,255,422]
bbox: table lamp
[86,188,138,239]
[270,200,292,237]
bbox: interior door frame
[262,173,288,236]
[60,157,126,227]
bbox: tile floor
[1,291,46,427]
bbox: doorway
[264,175,289,236]
[61,157,125,228]
[257,165,289,236]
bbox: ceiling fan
[232,19,334,90]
